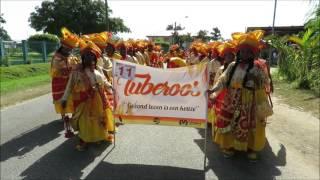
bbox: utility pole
[105,0,109,31]
[268,0,277,64]
[271,0,277,36]
[173,22,177,44]
[267,0,277,94]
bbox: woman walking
[208,30,273,161]
[61,40,115,151]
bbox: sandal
[75,144,87,151]
[247,152,258,162]
[106,134,114,143]
[75,140,87,151]
[222,149,234,158]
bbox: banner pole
[203,62,209,171]
[112,59,116,147]
[204,119,208,170]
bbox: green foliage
[0,74,50,95]
[267,4,320,95]
[196,27,223,42]
[166,23,185,44]
[0,14,11,40]
[0,63,50,94]
[166,24,184,31]
[196,30,210,42]
[27,33,59,54]
[210,27,222,41]
[176,33,193,47]
[29,0,130,35]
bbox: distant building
[246,26,304,36]
[147,35,172,43]
[146,36,172,52]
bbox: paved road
[1,94,319,180]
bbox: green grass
[0,63,50,81]
[271,68,319,117]
[0,74,50,95]
[0,63,51,95]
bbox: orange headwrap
[232,30,265,54]
[60,27,79,49]
[207,41,222,57]
[217,41,237,58]
[116,41,125,48]
[79,39,102,58]
[82,32,111,50]
[154,45,161,52]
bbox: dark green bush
[27,33,59,54]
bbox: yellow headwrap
[217,41,237,58]
[79,39,102,58]
[60,27,79,49]
[232,30,265,53]
[82,32,111,50]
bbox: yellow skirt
[105,107,115,133]
[53,95,74,114]
[211,110,217,140]
[214,118,266,152]
[71,92,114,143]
[207,108,215,123]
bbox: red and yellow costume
[211,30,273,152]
[50,27,80,114]
[61,40,115,143]
[210,41,237,139]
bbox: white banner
[113,60,209,128]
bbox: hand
[270,81,274,93]
[106,87,114,94]
[207,89,214,94]
[109,86,115,93]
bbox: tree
[196,30,210,42]
[178,33,193,43]
[29,0,130,36]
[0,14,11,40]
[267,4,320,94]
[210,27,222,41]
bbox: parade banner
[113,60,209,128]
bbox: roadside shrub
[27,33,59,54]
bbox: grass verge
[0,63,50,81]
[0,63,51,108]
[271,68,319,118]
[1,74,50,95]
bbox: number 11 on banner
[114,62,136,80]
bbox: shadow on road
[195,128,287,180]
[1,120,63,162]
[19,138,113,180]
[85,162,204,180]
